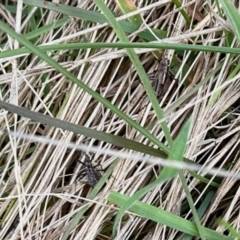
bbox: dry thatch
[0,0,240,239]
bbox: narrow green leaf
[111,117,192,236]
[219,0,240,39]
[172,0,191,25]
[0,100,167,159]
[108,192,234,240]
[116,0,143,25]
[1,42,240,60]
[16,0,165,42]
[179,171,206,240]
[24,17,70,40]
[0,19,170,154]
[93,0,173,147]
[183,191,215,240]
[218,219,240,239]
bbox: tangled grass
[0,0,240,239]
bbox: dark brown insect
[77,154,103,187]
[149,58,172,101]
[138,58,177,111]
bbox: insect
[138,58,175,111]
[77,153,103,187]
[147,57,174,102]
[100,58,173,102]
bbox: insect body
[139,58,173,111]
[151,58,170,101]
[78,154,103,187]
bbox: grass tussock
[0,0,240,239]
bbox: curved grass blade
[172,0,191,25]
[219,0,240,40]
[1,43,240,60]
[94,0,173,147]
[108,192,234,240]
[16,0,166,42]
[0,19,169,154]
[111,117,192,236]
[116,0,142,25]
[178,170,206,240]
[0,100,168,159]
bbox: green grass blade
[188,171,220,188]
[198,191,215,218]
[94,0,173,147]
[116,0,143,25]
[17,0,166,42]
[111,117,192,236]
[24,17,70,40]
[1,42,240,60]
[0,100,168,159]
[178,171,206,240]
[172,0,191,25]
[183,191,215,240]
[108,192,234,240]
[218,219,240,239]
[0,19,169,154]
[219,0,240,39]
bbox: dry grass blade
[0,1,240,240]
